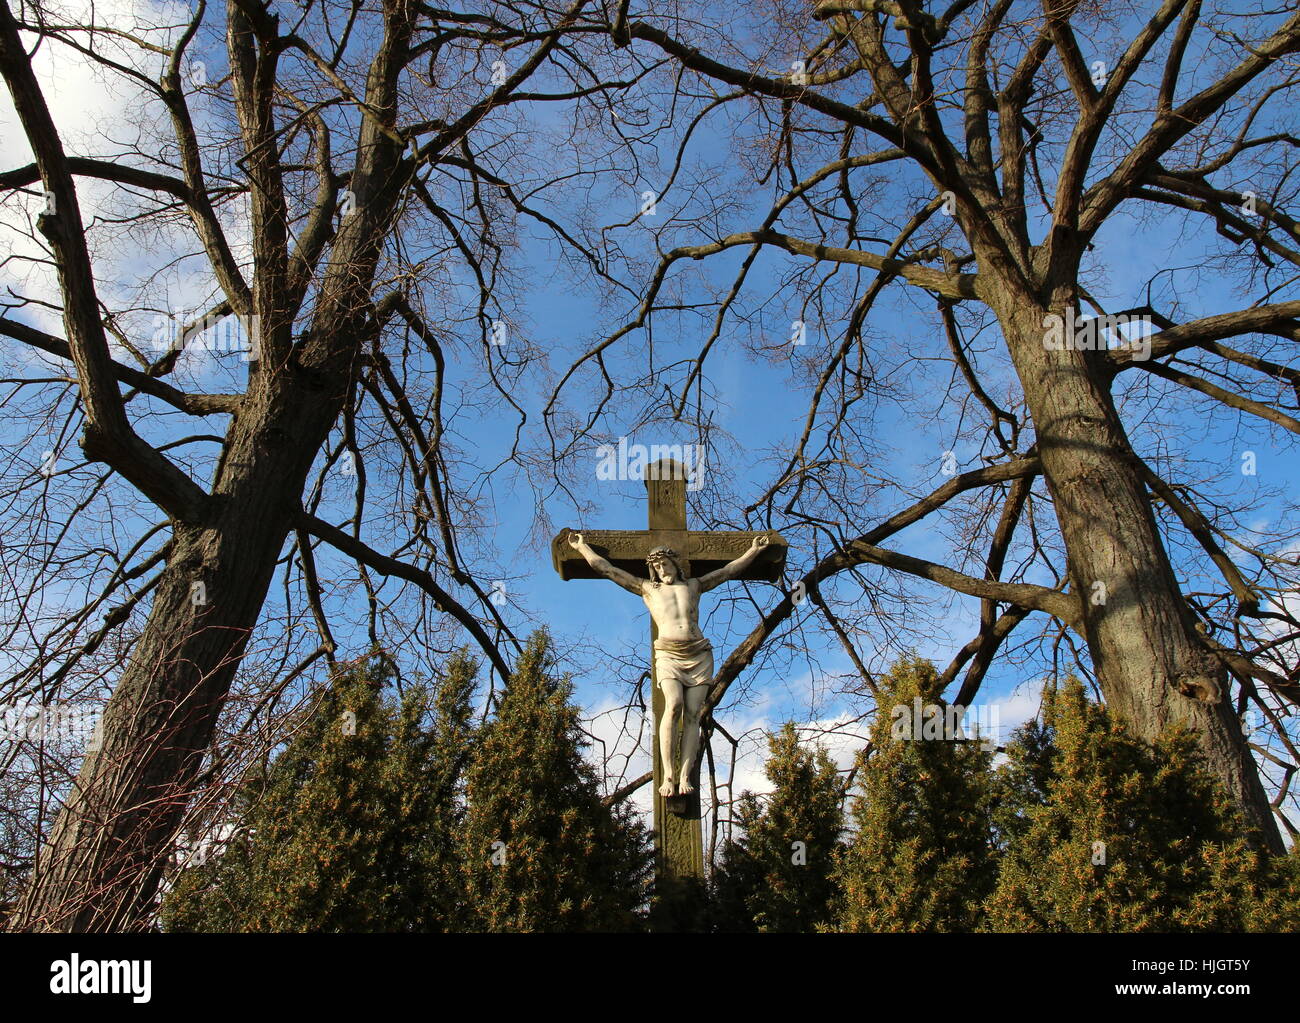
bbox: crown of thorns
[646,546,679,564]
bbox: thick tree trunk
[990,287,1283,853]
[14,520,286,930]
[13,366,355,930]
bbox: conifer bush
[829,655,997,932]
[710,722,844,932]
[457,631,652,931]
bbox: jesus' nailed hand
[567,531,771,798]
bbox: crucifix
[551,458,786,923]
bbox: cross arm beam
[551,527,788,582]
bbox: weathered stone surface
[552,528,787,581]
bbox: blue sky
[1,0,1296,839]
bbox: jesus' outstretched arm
[567,531,645,595]
[697,534,770,592]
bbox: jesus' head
[646,546,683,584]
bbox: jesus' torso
[642,578,704,643]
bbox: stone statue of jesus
[567,531,771,797]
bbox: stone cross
[551,458,786,924]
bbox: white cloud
[1,0,249,369]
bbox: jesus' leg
[658,677,684,797]
[676,684,709,796]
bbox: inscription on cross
[550,458,787,906]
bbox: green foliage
[984,677,1300,932]
[829,655,997,932]
[710,722,844,932]
[162,651,476,932]
[456,631,652,931]
[159,644,1300,934]
[164,635,654,933]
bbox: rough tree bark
[991,280,1282,852]
[10,27,399,931]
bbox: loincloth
[653,637,714,690]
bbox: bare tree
[546,0,1300,853]
[0,0,637,929]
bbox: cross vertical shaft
[645,470,705,893]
